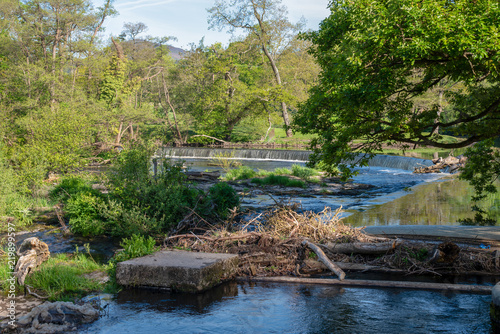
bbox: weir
[157,147,434,171]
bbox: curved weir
[157,147,433,171]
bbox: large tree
[295,0,500,192]
[208,0,303,137]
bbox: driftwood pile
[165,205,499,280]
[414,154,467,174]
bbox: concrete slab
[363,225,500,243]
[116,250,239,293]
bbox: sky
[95,0,332,49]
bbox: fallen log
[236,276,492,294]
[302,240,346,280]
[165,232,263,244]
[302,259,407,275]
[324,239,401,255]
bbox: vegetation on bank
[224,164,320,183]
[49,145,240,238]
[0,234,160,301]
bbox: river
[41,150,500,333]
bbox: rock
[116,250,239,293]
[14,301,99,333]
[442,156,460,165]
[492,283,500,333]
[448,164,461,174]
[15,237,50,286]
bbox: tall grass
[251,175,306,188]
[0,248,109,301]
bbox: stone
[491,283,500,332]
[116,250,239,293]
[14,301,99,333]
[15,237,50,285]
[442,156,460,166]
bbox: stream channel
[34,148,500,332]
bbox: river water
[172,156,491,225]
[43,151,500,332]
[82,282,492,333]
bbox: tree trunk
[252,5,292,137]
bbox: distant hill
[167,45,186,60]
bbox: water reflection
[82,282,492,334]
[344,178,500,226]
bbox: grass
[0,250,109,301]
[223,164,319,188]
[251,175,306,188]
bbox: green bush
[114,234,157,262]
[65,192,106,237]
[251,175,306,188]
[208,182,240,219]
[224,166,257,181]
[274,167,292,175]
[291,164,319,180]
[50,175,98,203]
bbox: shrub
[291,164,318,180]
[114,234,157,262]
[50,175,98,203]
[251,175,306,188]
[65,192,106,237]
[208,182,240,219]
[224,166,257,181]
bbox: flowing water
[81,282,493,333]
[161,147,487,225]
[31,148,499,332]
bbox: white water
[158,147,434,171]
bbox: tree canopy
[295,0,500,184]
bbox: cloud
[117,0,178,12]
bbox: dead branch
[302,240,346,280]
[324,239,401,255]
[190,135,227,143]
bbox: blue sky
[95,0,331,49]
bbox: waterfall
[352,155,434,170]
[157,147,311,162]
[157,147,433,171]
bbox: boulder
[15,237,50,286]
[15,301,99,333]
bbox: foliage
[114,234,157,262]
[50,175,99,203]
[22,253,106,301]
[208,182,240,219]
[459,140,500,201]
[291,164,319,181]
[65,192,106,237]
[224,166,258,181]
[208,0,306,137]
[295,0,500,180]
[251,175,306,188]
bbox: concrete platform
[364,225,500,243]
[116,250,239,293]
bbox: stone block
[116,251,239,293]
